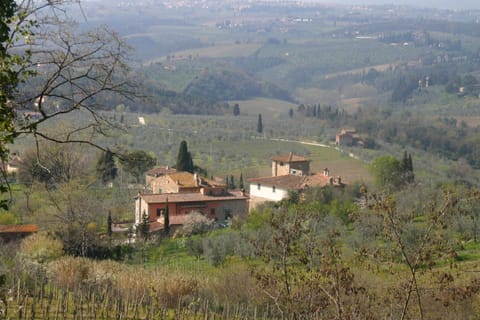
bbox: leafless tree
[7,0,136,157]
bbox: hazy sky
[317,0,479,10]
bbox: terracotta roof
[0,224,39,234]
[141,191,248,204]
[164,172,224,188]
[146,166,177,177]
[148,216,187,232]
[168,172,197,187]
[248,175,305,189]
[248,173,343,190]
[271,153,310,163]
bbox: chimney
[323,168,329,176]
[337,176,341,184]
[288,152,293,162]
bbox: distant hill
[316,0,480,10]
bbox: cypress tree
[164,197,170,236]
[229,175,236,189]
[233,103,240,116]
[407,153,414,183]
[139,210,149,241]
[107,210,113,244]
[239,173,244,189]
[176,140,194,173]
[257,114,263,134]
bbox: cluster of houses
[2,147,350,240]
[135,152,346,234]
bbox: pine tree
[176,140,194,173]
[229,175,236,189]
[407,153,414,183]
[96,149,118,184]
[107,210,113,239]
[139,210,149,241]
[164,197,170,236]
[257,114,263,134]
[233,103,240,116]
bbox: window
[156,208,165,217]
[257,184,261,190]
[272,186,276,193]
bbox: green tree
[369,156,403,189]
[96,149,118,184]
[229,175,236,189]
[176,140,194,173]
[239,173,244,189]
[400,151,415,184]
[164,197,170,236]
[107,210,113,241]
[233,103,240,116]
[257,114,263,134]
[0,0,19,209]
[138,210,150,242]
[120,150,156,183]
[288,108,294,119]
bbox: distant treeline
[297,102,480,169]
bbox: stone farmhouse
[248,153,345,208]
[335,128,362,147]
[135,171,248,233]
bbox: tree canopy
[119,150,156,183]
[176,140,194,173]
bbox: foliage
[1,0,134,207]
[19,233,63,264]
[176,140,194,173]
[17,143,94,186]
[96,149,118,184]
[369,155,404,190]
[164,197,170,236]
[233,103,240,116]
[257,114,263,134]
[138,210,150,242]
[175,211,214,237]
[119,150,156,183]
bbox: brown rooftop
[271,153,310,163]
[0,224,39,234]
[141,191,248,204]
[248,173,344,190]
[248,175,305,189]
[146,166,177,177]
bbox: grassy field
[228,98,298,119]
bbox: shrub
[175,211,214,237]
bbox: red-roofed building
[336,128,362,146]
[248,153,345,208]
[0,224,39,242]
[134,190,248,232]
[145,166,177,187]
